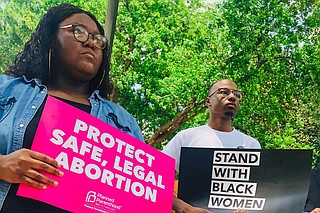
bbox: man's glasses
[208,88,243,100]
[59,24,107,50]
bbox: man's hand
[234,209,249,213]
[0,148,64,189]
[310,208,320,213]
[172,196,211,213]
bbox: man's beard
[224,111,235,117]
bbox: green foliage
[217,0,320,166]
[112,0,226,139]
[0,0,319,166]
[0,1,41,73]
[0,0,108,74]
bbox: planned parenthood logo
[84,191,122,213]
[86,191,97,203]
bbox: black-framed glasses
[208,88,243,100]
[59,24,107,49]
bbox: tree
[0,0,319,165]
[0,0,41,73]
[112,0,229,146]
[111,0,319,164]
[0,0,108,74]
[218,0,320,164]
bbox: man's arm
[308,208,320,213]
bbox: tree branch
[147,99,207,147]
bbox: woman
[0,3,143,212]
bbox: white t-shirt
[162,124,261,171]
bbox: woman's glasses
[59,24,107,50]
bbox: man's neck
[208,117,233,132]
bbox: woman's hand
[0,148,64,189]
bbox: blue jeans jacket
[0,75,144,208]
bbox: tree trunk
[147,99,207,147]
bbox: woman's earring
[48,49,52,77]
[97,70,106,88]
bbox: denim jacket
[0,75,144,209]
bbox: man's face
[206,80,242,118]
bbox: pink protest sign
[17,96,175,213]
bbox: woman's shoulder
[95,96,143,141]
[95,96,137,125]
[0,75,22,90]
[99,98,131,116]
[0,75,34,84]
[0,75,41,90]
[0,74,14,82]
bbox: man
[304,167,320,213]
[163,79,261,213]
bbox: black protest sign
[178,148,312,213]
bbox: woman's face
[52,13,103,83]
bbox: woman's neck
[47,85,91,105]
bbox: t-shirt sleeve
[162,133,183,171]
[251,138,261,148]
[244,134,261,149]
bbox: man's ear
[205,97,211,107]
